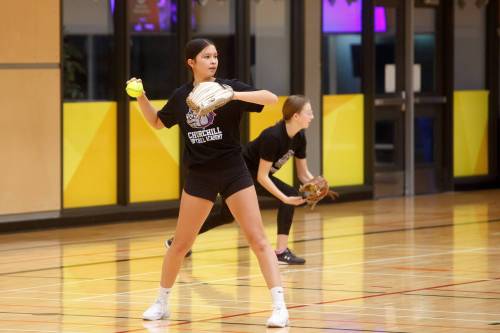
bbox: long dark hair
[185,38,215,62]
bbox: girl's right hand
[283,196,306,206]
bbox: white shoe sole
[143,313,169,321]
[266,319,290,328]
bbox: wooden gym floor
[0,189,499,332]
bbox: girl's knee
[169,240,193,257]
[247,234,269,253]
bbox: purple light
[144,23,155,31]
[110,0,115,14]
[322,0,386,33]
[374,6,386,32]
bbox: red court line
[432,288,500,295]
[390,266,500,275]
[290,316,500,332]
[119,276,500,332]
[303,277,500,307]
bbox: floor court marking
[432,288,500,294]
[149,276,500,331]
[0,294,498,323]
[0,242,395,277]
[323,270,496,281]
[285,318,500,332]
[0,328,59,333]
[0,244,394,295]
[2,216,497,277]
[0,215,497,262]
[6,294,499,320]
[2,279,499,331]
[75,247,487,301]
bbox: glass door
[413,1,446,194]
[372,0,406,197]
[371,0,447,197]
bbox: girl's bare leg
[143,190,213,320]
[225,186,281,287]
[225,186,289,327]
[276,234,289,252]
[160,190,213,287]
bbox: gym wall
[0,0,61,216]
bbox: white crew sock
[270,286,286,309]
[157,287,171,304]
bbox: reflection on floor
[0,189,499,332]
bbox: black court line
[0,217,499,277]
[0,211,498,254]
[0,311,183,322]
[111,280,384,294]
[1,275,91,280]
[0,308,409,333]
[1,275,384,296]
[0,255,164,276]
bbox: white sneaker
[266,306,289,328]
[143,300,170,321]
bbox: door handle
[374,98,406,106]
[414,96,447,104]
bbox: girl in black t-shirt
[129,39,288,327]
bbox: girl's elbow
[269,93,278,104]
[153,119,164,129]
[260,90,278,104]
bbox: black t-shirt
[243,120,306,175]
[157,78,263,169]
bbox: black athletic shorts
[184,162,254,202]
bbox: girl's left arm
[233,90,278,106]
[295,158,314,184]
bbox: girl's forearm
[137,94,164,129]
[257,174,287,202]
[233,90,278,106]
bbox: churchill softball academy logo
[186,108,215,129]
[187,127,223,144]
[185,108,222,144]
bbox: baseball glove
[186,81,234,117]
[299,176,339,210]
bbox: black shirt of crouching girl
[243,120,307,175]
[157,78,263,169]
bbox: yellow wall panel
[453,90,489,177]
[64,102,117,208]
[130,101,180,202]
[249,96,293,185]
[323,94,364,186]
